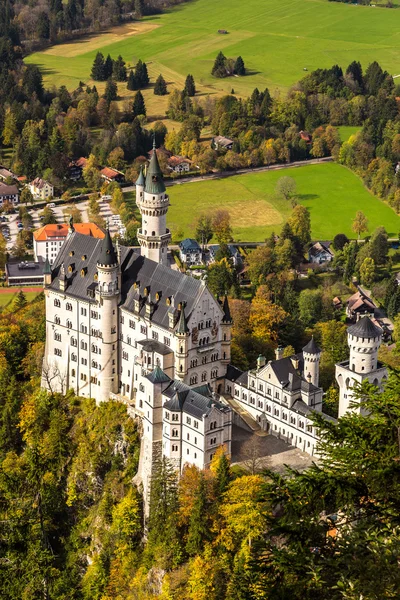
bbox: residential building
[212,136,234,151]
[33,222,105,265]
[0,182,19,205]
[167,156,192,173]
[179,238,202,265]
[100,167,125,183]
[0,165,18,182]
[308,241,334,264]
[346,290,376,320]
[208,244,242,267]
[29,178,54,200]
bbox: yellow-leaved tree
[249,286,287,343]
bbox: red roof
[75,157,88,168]
[33,223,105,241]
[100,167,122,179]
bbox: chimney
[275,346,284,360]
[256,355,266,370]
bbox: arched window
[55,316,60,325]
[54,298,60,307]
[66,320,72,329]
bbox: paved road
[121,156,333,193]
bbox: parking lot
[5,196,119,252]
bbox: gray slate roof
[303,337,321,355]
[348,316,382,339]
[179,238,201,253]
[163,379,230,419]
[145,366,171,384]
[48,232,216,330]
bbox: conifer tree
[234,55,245,76]
[104,54,114,80]
[13,290,27,310]
[186,474,210,556]
[112,55,127,82]
[127,70,138,91]
[135,59,149,88]
[212,51,227,77]
[184,74,196,97]
[132,90,146,117]
[103,79,118,103]
[91,52,105,81]
[215,450,231,498]
[154,74,167,96]
[135,0,145,17]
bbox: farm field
[167,162,400,242]
[337,126,362,143]
[26,0,400,100]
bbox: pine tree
[13,290,27,310]
[184,74,196,97]
[104,54,114,80]
[132,90,146,117]
[154,74,167,96]
[212,51,227,77]
[135,0,145,17]
[215,451,231,498]
[91,52,105,81]
[234,56,245,76]
[135,59,149,88]
[127,70,138,91]
[103,79,118,103]
[112,55,127,81]
[186,474,210,556]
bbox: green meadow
[26,0,400,98]
[167,163,400,242]
[0,289,42,307]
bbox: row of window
[197,319,212,330]
[165,412,200,429]
[53,300,89,317]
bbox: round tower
[136,141,171,265]
[174,303,190,381]
[302,336,321,388]
[97,225,120,402]
[347,316,382,374]
[220,295,232,366]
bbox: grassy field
[337,126,362,143]
[167,163,400,241]
[0,289,43,307]
[26,0,400,100]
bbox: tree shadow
[298,193,319,201]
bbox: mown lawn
[26,0,400,99]
[167,163,400,242]
[0,289,43,307]
[337,126,362,143]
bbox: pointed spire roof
[136,165,145,186]
[302,336,321,355]
[222,295,232,323]
[43,256,51,275]
[176,304,189,335]
[145,141,166,195]
[146,365,171,384]
[97,222,118,267]
[348,316,382,339]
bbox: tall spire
[97,223,118,267]
[176,303,189,335]
[145,143,166,194]
[222,295,232,323]
[136,165,145,186]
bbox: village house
[167,156,193,174]
[0,165,18,182]
[212,136,234,151]
[308,241,334,265]
[208,244,242,267]
[0,181,19,205]
[29,178,54,201]
[33,222,105,265]
[179,238,202,265]
[346,290,376,321]
[100,167,125,184]
[299,130,312,144]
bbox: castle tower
[174,304,190,380]
[221,295,232,366]
[136,142,171,265]
[96,225,120,403]
[336,316,387,417]
[302,337,321,387]
[43,257,51,287]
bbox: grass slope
[167,163,400,241]
[26,0,400,97]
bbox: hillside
[26,0,400,95]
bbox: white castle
[42,144,387,503]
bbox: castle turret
[43,257,51,287]
[336,316,387,417]
[302,336,321,388]
[221,295,232,365]
[136,141,171,265]
[96,225,120,402]
[175,303,190,380]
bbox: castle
[41,143,388,502]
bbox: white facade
[336,316,387,417]
[29,178,54,200]
[34,236,65,264]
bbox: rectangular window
[164,337,170,347]
[186,417,191,425]
[129,320,136,329]
[194,421,198,429]
[141,325,147,335]
[152,331,159,341]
